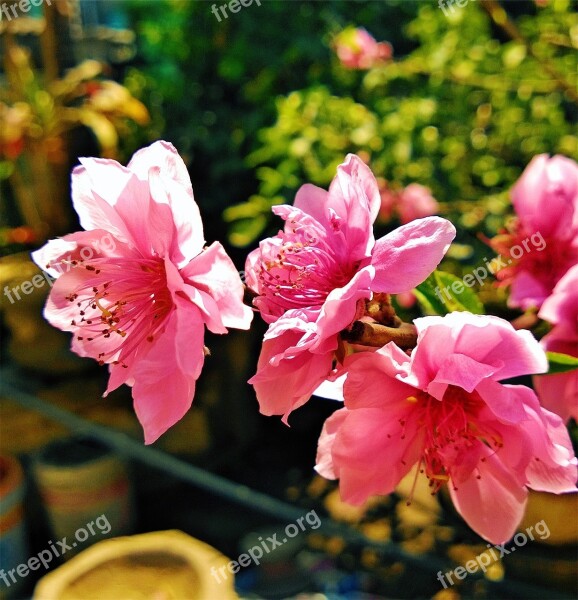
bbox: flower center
[62,256,173,366]
[403,386,502,495]
[256,225,354,314]
[491,223,578,294]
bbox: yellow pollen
[406,395,419,403]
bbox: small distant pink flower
[245,154,455,421]
[377,181,438,225]
[376,179,397,223]
[489,154,578,310]
[316,312,577,544]
[334,27,393,70]
[32,141,252,444]
[534,265,578,423]
[396,183,439,224]
[395,290,417,309]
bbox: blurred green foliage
[222,0,577,251]
[123,0,577,292]
[122,0,419,241]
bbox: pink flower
[396,183,439,224]
[334,28,393,70]
[489,154,578,310]
[245,154,456,421]
[376,181,438,225]
[376,178,397,223]
[534,265,578,423]
[316,312,577,544]
[32,141,252,444]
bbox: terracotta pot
[0,454,28,599]
[33,530,239,600]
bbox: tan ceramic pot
[33,530,238,600]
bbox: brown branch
[366,292,402,327]
[342,322,418,350]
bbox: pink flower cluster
[32,142,577,546]
[316,313,576,543]
[245,154,577,543]
[489,154,578,310]
[244,154,455,421]
[489,154,578,423]
[333,28,393,70]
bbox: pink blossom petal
[249,330,334,421]
[42,267,97,333]
[293,183,330,229]
[315,409,348,479]
[328,155,381,260]
[131,301,205,444]
[244,245,263,299]
[331,154,381,224]
[71,163,137,245]
[431,353,499,395]
[181,241,252,330]
[452,313,548,380]
[450,449,528,544]
[144,168,178,258]
[342,347,413,410]
[512,154,578,239]
[314,267,373,342]
[406,319,457,390]
[475,381,528,423]
[78,159,156,256]
[513,389,578,493]
[508,270,551,310]
[105,362,133,396]
[293,155,380,263]
[371,217,456,293]
[127,141,195,205]
[143,147,205,263]
[413,313,548,385]
[534,372,578,423]
[32,230,134,279]
[328,407,422,505]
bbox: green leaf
[414,271,485,316]
[544,352,578,375]
[227,215,267,248]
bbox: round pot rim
[33,529,238,600]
